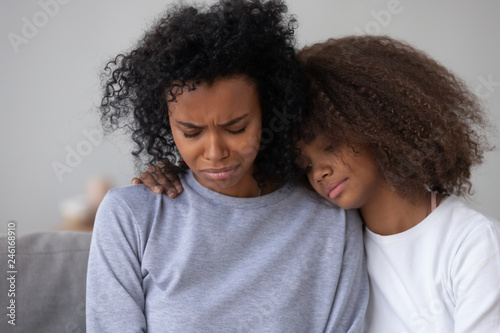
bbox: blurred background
[1,0,499,235]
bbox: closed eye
[324,145,336,152]
[297,161,312,173]
[183,127,245,138]
[183,132,201,138]
[227,127,246,135]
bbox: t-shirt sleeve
[86,190,147,332]
[325,209,369,333]
[451,219,500,332]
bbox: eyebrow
[175,114,249,129]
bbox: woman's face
[168,76,262,197]
[296,136,383,210]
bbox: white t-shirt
[364,195,500,333]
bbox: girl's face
[168,76,262,198]
[297,136,383,210]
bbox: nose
[313,164,332,183]
[204,133,229,161]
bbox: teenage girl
[295,35,500,332]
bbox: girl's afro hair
[296,35,493,198]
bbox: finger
[131,177,142,185]
[151,170,177,196]
[173,179,183,194]
[152,167,181,197]
[140,171,164,194]
[157,177,180,198]
[156,185,167,195]
[159,165,182,194]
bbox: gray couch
[0,231,92,333]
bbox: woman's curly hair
[100,0,306,183]
[296,35,493,198]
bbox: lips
[200,165,238,180]
[325,179,348,199]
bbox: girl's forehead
[298,134,328,148]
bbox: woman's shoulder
[104,184,160,206]
[293,184,352,214]
[290,184,363,231]
[97,184,175,225]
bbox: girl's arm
[132,160,184,198]
[86,191,146,332]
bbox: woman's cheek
[240,137,260,161]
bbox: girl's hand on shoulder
[131,161,183,198]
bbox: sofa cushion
[0,231,92,333]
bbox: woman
[85,1,367,332]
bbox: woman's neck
[360,189,431,236]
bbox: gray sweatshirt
[86,171,368,332]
